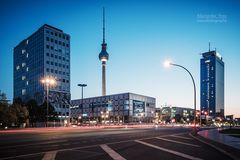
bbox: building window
[46,30,49,34]
[59,63,62,67]
[55,40,58,44]
[51,38,53,42]
[26,67,29,72]
[22,49,26,54]
[51,62,54,65]
[55,62,58,66]
[26,81,29,86]
[51,32,53,35]
[59,71,62,74]
[22,76,26,80]
[55,70,58,74]
[55,32,58,36]
[55,55,58,59]
[66,44,69,47]
[63,64,65,68]
[59,41,62,45]
[46,37,49,41]
[59,34,61,38]
[51,69,54,73]
[66,65,69,69]
[50,46,53,50]
[51,54,53,57]
[63,35,65,39]
[16,65,20,70]
[46,45,49,49]
[22,62,26,67]
[46,61,49,64]
[62,79,65,82]
[22,89,26,95]
[66,36,69,40]
[46,53,49,56]
[63,42,65,46]
[63,57,65,61]
[59,56,62,59]
[46,68,49,72]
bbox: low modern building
[159,106,194,123]
[71,93,156,124]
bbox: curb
[189,132,239,160]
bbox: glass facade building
[200,50,224,118]
[71,93,156,124]
[13,24,71,120]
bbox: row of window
[46,30,69,40]
[46,53,69,62]
[46,68,69,76]
[46,37,69,47]
[46,45,68,52]
[46,61,69,68]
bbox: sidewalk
[198,128,240,150]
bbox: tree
[11,103,29,127]
[39,101,59,123]
[26,99,39,126]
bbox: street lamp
[41,76,56,127]
[164,60,197,127]
[77,84,87,124]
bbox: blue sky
[0,0,240,117]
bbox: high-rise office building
[200,50,224,118]
[13,24,71,120]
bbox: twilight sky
[0,0,240,117]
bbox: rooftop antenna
[103,7,105,44]
[209,42,211,52]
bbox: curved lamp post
[164,60,197,127]
[41,77,56,127]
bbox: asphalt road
[0,126,234,160]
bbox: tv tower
[99,7,109,96]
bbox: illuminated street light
[41,76,56,127]
[164,60,197,127]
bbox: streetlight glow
[41,76,57,127]
[164,60,171,68]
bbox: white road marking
[42,151,57,160]
[156,137,200,147]
[0,133,186,160]
[170,135,193,140]
[135,140,203,160]
[100,144,126,160]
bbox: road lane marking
[42,151,57,160]
[135,140,203,160]
[156,137,200,147]
[100,144,126,160]
[0,133,187,160]
[170,135,193,140]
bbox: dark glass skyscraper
[200,50,224,118]
[13,24,71,121]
